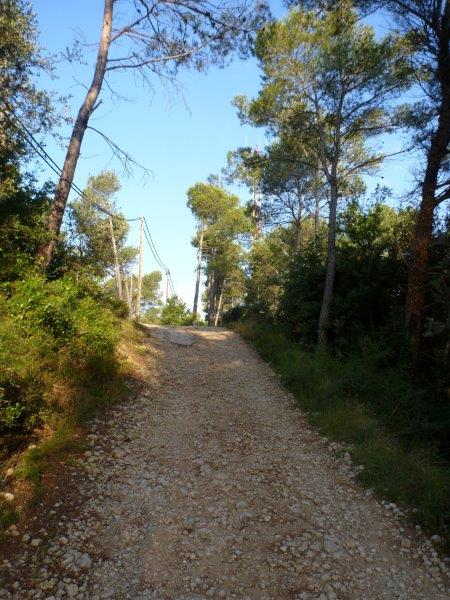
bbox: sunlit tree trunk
[38,0,113,267]
[214,285,224,327]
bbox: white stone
[0,492,14,502]
[30,538,42,547]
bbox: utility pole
[165,270,169,302]
[136,217,144,320]
[192,224,204,319]
[129,275,134,317]
[108,216,122,300]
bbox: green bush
[160,296,193,326]
[0,275,120,437]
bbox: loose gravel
[1,327,448,599]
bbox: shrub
[0,275,120,437]
[160,296,193,326]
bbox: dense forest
[0,0,449,545]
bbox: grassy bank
[0,275,148,531]
[234,320,449,547]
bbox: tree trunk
[108,215,122,300]
[317,180,338,346]
[207,275,216,326]
[314,196,320,243]
[129,275,134,317]
[192,226,204,319]
[214,285,224,327]
[252,177,262,238]
[124,274,133,316]
[294,204,303,251]
[38,0,114,267]
[405,15,450,356]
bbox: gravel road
[1,326,448,599]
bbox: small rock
[431,535,442,544]
[66,583,78,597]
[0,492,14,502]
[7,525,19,536]
[77,554,92,569]
[323,536,340,554]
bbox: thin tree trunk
[192,226,204,319]
[207,274,217,326]
[314,196,320,243]
[294,205,303,251]
[165,271,169,303]
[207,276,215,326]
[108,215,122,300]
[214,284,224,327]
[318,180,338,346]
[124,274,132,316]
[405,15,450,356]
[252,176,262,239]
[38,0,114,267]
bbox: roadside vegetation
[185,1,449,546]
[234,319,449,540]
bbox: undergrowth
[0,277,142,529]
[234,320,450,547]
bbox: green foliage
[239,1,413,191]
[235,320,450,537]
[279,201,415,344]
[68,171,136,278]
[141,271,162,305]
[0,169,52,282]
[246,227,293,317]
[160,296,193,326]
[187,182,252,323]
[0,275,120,437]
[0,0,54,163]
[143,305,162,324]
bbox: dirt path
[1,327,448,599]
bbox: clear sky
[31,1,416,307]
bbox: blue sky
[31,0,416,307]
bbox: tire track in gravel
[1,326,448,599]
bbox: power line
[143,218,165,267]
[4,103,177,297]
[4,104,120,218]
[142,217,177,297]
